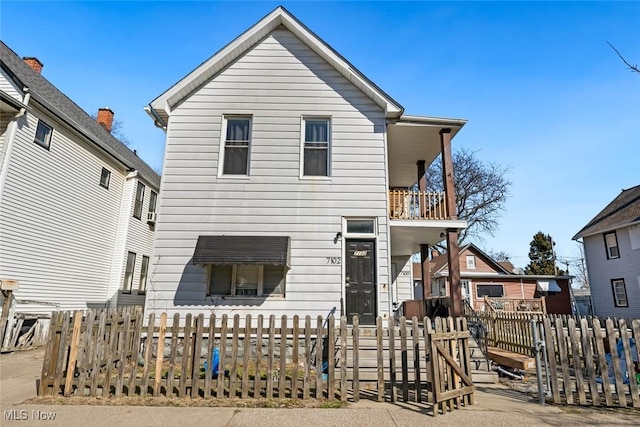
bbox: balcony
[388,189,448,220]
[388,189,466,256]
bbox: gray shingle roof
[0,41,160,189]
[573,185,640,239]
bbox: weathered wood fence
[541,316,640,408]
[38,308,474,415]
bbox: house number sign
[326,257,341,264]
[353,250,368,256]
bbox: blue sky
[2,1,638,270]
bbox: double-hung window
[302,118,330,177]
[138,256,149,294]
[133,182,145,219]
[611,279,628,307]
[208,265,285,297]
[34,119,53,150]
[604,232,620,259]
[123,252,136,293]
[466,255,476,269]
[148,191,157,223]
[222,117,251,175]
[100,167,111,189]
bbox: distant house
[416,243,573,314]
[143,7,468,324]
[0,41,160,317]
[573,185,640,319]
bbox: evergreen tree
[525,231,565,275]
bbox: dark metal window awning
[193,236,290,267]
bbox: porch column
[440,128,462,317]
[420,243,430,299]
[417,160,426,217]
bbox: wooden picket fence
[541,316,640,408]
[38,307,474,415]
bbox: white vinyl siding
[147,28,389,320]
[583,228,640,318]
[0,106,124,312]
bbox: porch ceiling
[387,118,464,188]
[389,219,467,256]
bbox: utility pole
[550,235,558,275]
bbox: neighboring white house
[573,185,640,319]
[0,41,161,317]
[144,6,467,325]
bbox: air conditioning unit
[147,212,157,224]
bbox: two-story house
[144,7,467,324]
[0,41,160,321]
[573,185,640,319]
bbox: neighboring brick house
[0,41,160,320]
[414,243,573,314]
[573,185,640,319]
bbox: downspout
[382,105,394,319]
[520,278,524,298]
[0,88,31,202]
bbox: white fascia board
[149,7,403,119]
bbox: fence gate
[425,317,475,415]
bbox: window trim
[138,255,150,294]
[604,232,620,259]
[476,283,504,298]
[218,115,252,178]
[133,182,145,220]
[611,278,628,307]
[122,251,136,293]
[207,264,286,298]
[466,255,476,269]
[34,119,53,150]
[100,167,111,189]
[300,116,332,179]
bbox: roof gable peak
[147,6,403,125]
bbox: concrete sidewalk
[1,348,638,426]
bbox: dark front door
[345,239,376,325]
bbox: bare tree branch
[607,41,640,73]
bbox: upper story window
[148,190,157,218]
[604,232,620,259]
[302,118,330,177]
[222,117,251,175]
[133,182,145,219]
[611,279,628,307]
[466,255,476,269]
[100,167,111,189]
[34,119,53,150]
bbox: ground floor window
[611,279,628,307]
[208,264,285,297]
[476,283,504,298]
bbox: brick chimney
[23,57,43,74]
[97,107,114,133]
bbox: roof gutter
[397,115,468,128]
[144,105,167,131]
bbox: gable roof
[147,6,404,126]
[0,41,160,189]
[573,185,640,239]
[430,243,512,276]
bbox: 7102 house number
[326,257,341,264]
